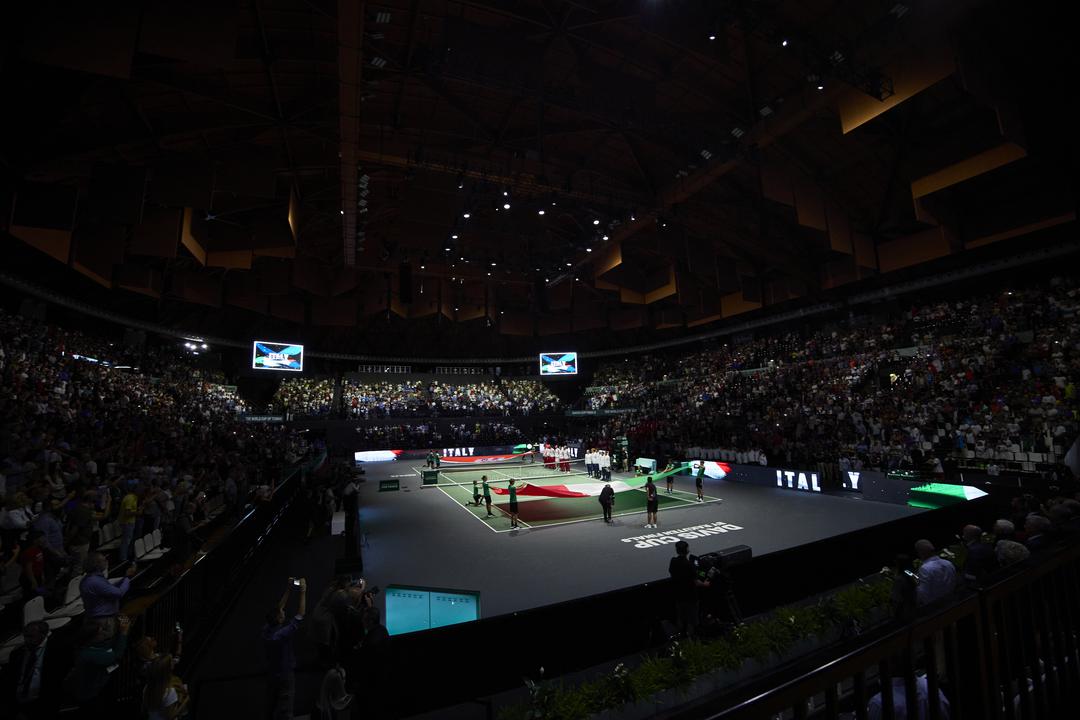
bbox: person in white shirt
[599,451,611,481]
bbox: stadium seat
[46,575,85,618]
[23,596,71,631]
[97,522,122,551]
[151,528,170,554]
[134,536,165,562]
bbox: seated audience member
[867,670,951,720]
[914,539,956,607]
[316,664,353,720]
[142,655,189,720]
[996,539,1031,567]
[0,620,68,719]
[1023,514,1053,552]
[992,519,1016,542]
[65,614,132,710]
[961,525,996,583]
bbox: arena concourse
[1,2,1078,719]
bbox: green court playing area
[427,461,722,532]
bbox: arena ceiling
[0,0,1075,357]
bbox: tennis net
[434,458,588,487]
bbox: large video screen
[539,352,578,376]
[252,341,304,372]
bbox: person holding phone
[264,577,307,720]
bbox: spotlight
[708,34,716,41]
[602,235,608,240]
[487,272,492,276]
[781,39,788,47]
[201,343,208,349]
[538,209,545,215]
[566,262,572,266]
[592,219,600,225]
[420,265,425,269]
[463,212,470,218]
[503,190,509,196]
[816,84,824,91]
[490,262,496,266]
[631,214,636,221]
[586,248,593,252]
[503,203,510,209]
[445,247,451,251]
[452,234,458,239]
[339,209,344,215]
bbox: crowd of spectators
[353,421,525,450]
[343,380,426,417]
[277,376,563,418]
[0,307,305,715]
[587,277,1079,477]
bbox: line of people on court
[541,444,575,472]
[585,448,612,481]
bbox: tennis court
[425,460,723,532]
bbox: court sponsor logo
[621,521,744,550]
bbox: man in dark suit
[961,525,996,584]
[1024,514,1053,553]
[0,620,69,719]
[598,481,615,523]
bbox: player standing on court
[482,476,493,517]
[507,479,520,528]
[695,462,705,502]
[645,476,659,528]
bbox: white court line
[505,489,724,531]
[434,484,532,533]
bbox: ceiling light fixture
[708,34,716,41]
[781,39,788,47]
[592,219,600,225]
[463,212,470,218]
[503,203,510,209]
[451,234,458,239]
[602,235,609,241]
[538,209,545,215]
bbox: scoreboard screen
[252,341,304,372]
[539,352,578,376]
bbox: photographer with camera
[668,540,710,638]
[264,577,307,720]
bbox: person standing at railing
[264,577,307,720]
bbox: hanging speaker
[399,262,413,304]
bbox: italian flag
[490,478,648,498]
[440,452,531,464]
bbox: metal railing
[673,542,1080,720]
[110,454,322,710]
